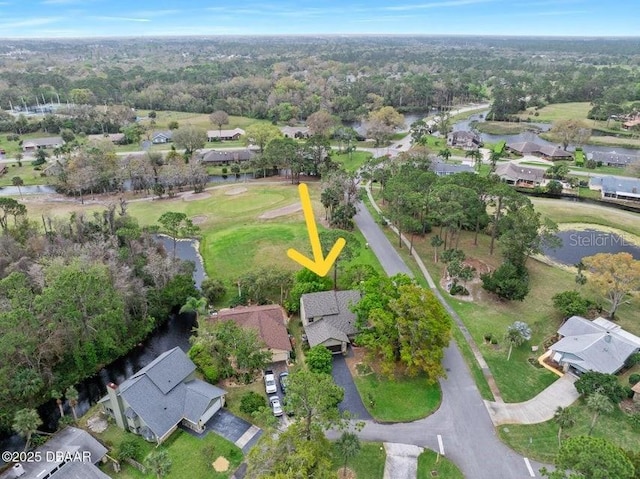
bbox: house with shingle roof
[0,427,108,479]
[211,305,292,363]
[199,148,256,165]
[430,160,475,176]
[300,290,360,354]
[98,347,226,444]
[587,151,639,168]
[506,141,572,160]
[550,316,640,375]
[151,131,173,144]
[495,162,546,187]
[280,126,310,139]
[207,128,245,142]
[446,131,482,149]
[589,175,640,202]
[22,136,63,152]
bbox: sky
[0,0,636,38]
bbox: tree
[489,150,501,173]
[552,290,591,318]
[586,390,613,435]
[145,450,172,479]
[51,389,65,418]
[307,110,336,138]
[319,229,360,288]
[546,180,563,195]
[0,197,27,233]
[574,371,627,404]
[179,296,208,321]
[157,211,199,259]
[201,277,226,305]
[582,252,640,320]
[209,110,229,136]
[335,432,360,478]
[430,235,444,263]
[306,345,333,375]
[542,436,634,479]
[554,406,575,448]
[481,262,530,301]
[244,123,282,154]
[466,149,483,171]
[367,106,404,146]
[171,125,207,160]
[504,321,532,360]
[438,148,452,162]
[550,119,591,150]
[285,369,344,441]
[12,408,42,451]
[11,176,24,199]
[65,386,79,422]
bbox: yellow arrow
[287,183,346,277]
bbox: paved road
[352,200,550,478]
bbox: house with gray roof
[506,141,572,160]
[550,316,640,375]
[280,126,310,139]
[430,160,475,176]
[199,148,256,165]
[99,347,226,444]
[0,427,108,479]
[589,175,640,202]
[151,131,173,144]
[446,130,481,150]
[495,162,545,187]
[300,290,360,354]
[587,151,639,168]
[22,137,63,152]
[207,128,245,142]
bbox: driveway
[332,351,372,420]
[189,409,262,453]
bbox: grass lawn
[472,121,532,135]
[331,441,386,479]
[417,449,464,479]
[518,102,592,122]
[0,162,49,186]
[333,151,372,173]
[498,399,640,463]
[353,369,441,422]
[134,111,271,132]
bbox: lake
[542,229,640,266]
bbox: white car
[264,371,277,395]
[269,395,283,417]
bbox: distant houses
[495,162,546,188]
[151,131,173,144]
[589,175,640,202]
[446,131,482,150]
[199,148,256,165]
[430,160,475,176]
[22,136,63,152]
[587,151,639,168]
[506,141,573,161]
[207,128,245,142]
[280,126,310,139]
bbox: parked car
[264,369,277,394]
[279,372,289,394]
[269,395,283,417]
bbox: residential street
[351,202,550,478]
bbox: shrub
[626,353,640,368]
[629,374,640,386]
[240,392,266,415]
[188,343,220,383]
[449,283,469,296]
[484,333,493,342]
[490,338,498,345]
[575,371,627,403]
[117,437,142,461]
[481,262,530,301]
[306,345,333,375]
[552,290,591,318]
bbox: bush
[585,159,597,169]
[481,262,530,301]
[575,371,627,403]
[201,277,226,305]
[188,343,220,383]
[626,353,640,368]
[484,333,493,342]
[552,290,591,318]
[490,337,498,345]
[449,283,469,296]
[117,437,142,461]
[240,392,266,415]
[306,345,333,375]
[629,374,640,386]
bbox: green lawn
[331,441,386,479]
[498,399,640,463]
[134,111,271,132]
[417,450,464,479]
[333,151,372,173]
[518,102,592,122]
[0,162,49,186]
[353,369,441,422]
[472,121,532,135]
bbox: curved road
[351,203,549,478]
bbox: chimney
[107,382,126,430]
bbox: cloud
[41,0,88,4]
[90,16,151,23]
[384,0,496,11]
[0,16,63,28]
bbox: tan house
[99,347,226,444]
[22,136,63,151]
[207,128,245,141]
[212,304,292,363]
[300,290,360,354]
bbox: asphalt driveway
[182,408,262,453]
[332,350,372,420]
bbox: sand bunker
[191,215,208,225]
[212,456,229,472]
[225,187,248,196]
[183,192,211,201]
[259,202,302,219]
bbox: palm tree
[465,149,483,171]
[505,321,532,361]
[431,235,444,263]
[11,176,24,198]
[489,151,502,173]
[51,389,65,418]
[554,406,575,447]
[65,386,79,422]
[335,432,361,478]
[586,392,614,435]
[179,296,208,321]
[12,408,42,451]
[145,450,172,479]
[438,148,452,162]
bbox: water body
[0,236,203,459]
[542,229,640,266]
[0,184,57,196]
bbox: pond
[0,235,203,460]
[0,184,57,196]
[542,229,640,266]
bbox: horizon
[0,0,635,39]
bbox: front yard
[331,441,386,479]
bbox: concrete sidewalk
[485,374,580,425]
[383,443,424,479]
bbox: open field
[135,111,271,132]
[331,441,386,479]
[472,121,533,135]
[519,102,592,122]
[417,450,464,479]
[332,151,372,173]
[0,162,48,186]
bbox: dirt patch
[337,467,356,479]
[258,202,302,219]
[191,215,208,225]
[183,192,211,201]
[439,257,492,302]
[212,456,229,472]
[87,415,108,433]
[225,187,247,196]
[345,347,368,377]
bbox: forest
[1,36,640,124]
